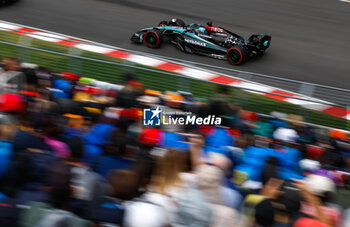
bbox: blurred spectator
[0,114,17,179]
[82,118,116,166]
[18,162,91,227]
[272,142,303,180]
[273,125,299,143]
[12,114,53,153]
[0,57,26,94]
[92,170,132,226]
[188,132,206,166]
[65,136,107,218]
[51,72,79,99]
[293,217,331,227]
[235,134,275,184]
[296,175,342,226]
[41,116,70,158]
[115,77,144,108]
[251,118,274,138]
[106,170,170,227]
[133,127,162,188]
[209,85,236,117]
[240,178,280,227]
[2,147,55,203]
[195,163,242,210]
[140,148,190,223]
[21,67,38,92]
[173,186,213,227]
[93,128,134,176]
[1,57,21,72]
[343,208,350,227]
[336,175,350,210]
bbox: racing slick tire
[144,30,163,48]
[169,19,186,27]
[226,45,248,65]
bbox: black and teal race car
[131,19,271,65]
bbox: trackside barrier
[0,31,349,130]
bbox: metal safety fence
[0,30,349,130]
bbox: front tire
[144,30,163,48]
[226,45,248,65]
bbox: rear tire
[226,45,248,65]
[144,30,163,48]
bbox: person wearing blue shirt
[82,123,116,166]
[0,114,17,179]
[0,141,13,180]
[272,143,303,180]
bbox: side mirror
[206,21,213,26]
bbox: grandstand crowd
[0,56,349,227]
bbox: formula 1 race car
[131,19,271,65]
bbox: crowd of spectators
[0,56,350,227]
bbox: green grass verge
[0,30,348,130]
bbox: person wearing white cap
[294,175,342,227]
[273,126,299,143]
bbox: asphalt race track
[1,0,350,89]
